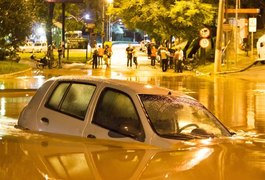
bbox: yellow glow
[186,148,213,169]
[245,140,253,144]
[0,83,5,90]
[0,98,6,116]
[107,0,113,3]
[164,173,169,178]
[44,174,49,180]
[200,139,213,145]
[144,85,153,89]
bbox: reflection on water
[1,130,265,179]
[0,97,31,118]
[0,76,43,118]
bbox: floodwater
[0,70,265,134]
[1,62,265,179]
[1,43,265,133]
[0,44,265,180]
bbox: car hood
[1,121,265,180]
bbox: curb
[217,60,260,75]
[0,68,32,78]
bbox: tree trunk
[46,3,55,46]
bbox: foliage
[0,0,35,48]
[109,0,217,42]
[53,0,103,34]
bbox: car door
[36,81,97,136]
[85,87,146,143]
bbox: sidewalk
[219,50,259,74]
[58,45,196,77]
[18,44,262,77]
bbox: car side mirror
[119,121,144,142]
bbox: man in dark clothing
[92,45,98,69]
[126,44,133,67]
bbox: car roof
[48,76,187,97]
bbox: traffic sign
[200,28,210,38]
[199,38,210,48]
[249,18,257,32]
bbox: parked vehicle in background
[18,76,233,148]
[18,42,47,53]
[33,42,47,53]
[18,42,34,53]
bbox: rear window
[46,82,96,120]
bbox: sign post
[199,28,211,65]
[249,17,257,57]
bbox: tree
[0,0,35,48]
[109,0,216,43]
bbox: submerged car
[17,76,233,148]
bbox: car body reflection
[1,122,265,179]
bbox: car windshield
[139,95,231,140]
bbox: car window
[139,95,231,139]
[48,83,70,109]
[46,82,96,120]
[92,88,145,142]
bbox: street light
[66,13,90,23]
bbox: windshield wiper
[160,132,215,140]
[160,133,196,140]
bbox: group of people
[91,42,185,72]
[126,44,138,68]
[149,44,184,72]
[92,44,112,69]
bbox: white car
[33,42,47,53]
[18,42,34,53]
[17,76,232,148]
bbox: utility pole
[214,0,225,73]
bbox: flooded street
[1,69,265,134]
[1,41,265,134]
[1,48,265,179]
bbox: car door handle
[87,134,96,139]
[41,117,49,124]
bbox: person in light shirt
[258,42,265,60]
